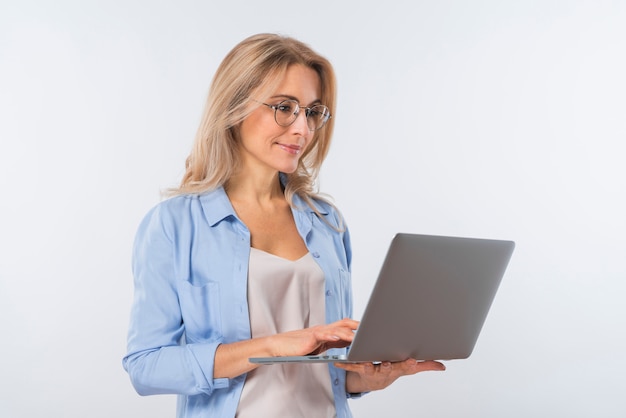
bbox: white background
[1,1,625,417]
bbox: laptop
[249,233,515,364]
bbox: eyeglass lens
[273,100,330,131]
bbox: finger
[380,361,393,374]
[334,318,360,330]
[412,360,446,371]
[335,360,445,374]
[333,362,355,372]
[344,318,360,327]
[333,361,375,373]
[316,326,356,343]
[323,323,357,338]
[398,359,446,375]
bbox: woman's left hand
[336,359,446,393]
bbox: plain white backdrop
[1,1,625,417]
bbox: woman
[123,33,444,418]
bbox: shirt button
[334,378,339,386]
[312,252,320,258]
[326,290,333,297]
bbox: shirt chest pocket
[177,280,223,342]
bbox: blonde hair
[170,33,337,210]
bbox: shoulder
[135,195,196,242]
[138,188,233,238]
[143,194,200,223]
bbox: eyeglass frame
[254,99,332,131]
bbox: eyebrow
[268,94,322,107]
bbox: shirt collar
[197,176,329,228]
[198,187,237,227]
[280,172,329,217]
[291,191,329,216]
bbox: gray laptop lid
[249,233,515,364]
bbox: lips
[277,143,302,155]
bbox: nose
[290,108,310,134]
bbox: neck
[225,171,284,205]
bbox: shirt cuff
[186,342,230,393]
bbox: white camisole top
[235,248,336,417]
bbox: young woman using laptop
[122,33,445,418]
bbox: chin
[280,166,298,174]
[274,161,300,174]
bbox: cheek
[239,111,280,141]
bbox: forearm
[213,336,275,379]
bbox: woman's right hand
[214,318,359,379]
[269,318,359,357]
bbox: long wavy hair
[170,33,337,212]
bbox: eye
[308,105,330,120]
[276,100,297,114]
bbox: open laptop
[249,233,515,364]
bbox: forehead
[270,64,321,104]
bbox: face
[238,64,322,176]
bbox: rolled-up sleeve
[122,204,228,396]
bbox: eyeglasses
[257,99,332,131]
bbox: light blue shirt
[123,186,355,418]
